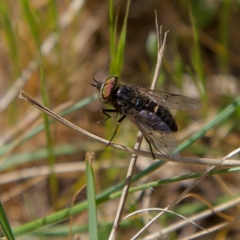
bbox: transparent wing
[137,87,201,110]
[126,109,179,160]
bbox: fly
[91,76,201,160]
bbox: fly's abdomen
[155,105,178,132]
[135,96,178,132]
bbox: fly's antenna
[90,78,98,87]
[91,78,101,90]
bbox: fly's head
[91,76,119,103]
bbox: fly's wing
[137,87,201,110]
[126,109,179,160]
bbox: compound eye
[100,76,118,102]
[102,83,113,101]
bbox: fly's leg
[98,109,126,146]
[107,115,126,146]
[144,137,156,159]
[97,109,118,124]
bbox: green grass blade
[114,0,130,75]
[0,202,15,240]
[109,0,115,61]
[189,3,206,99]
[0,3,20,74]
[48,0,59,31]
[40,68,58,203]
[86,153,98,240]
[179,95,240,152]
[109,0,130,75]
[20,0,40,48]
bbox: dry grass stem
[19,90,240,167]
[108,14,169,239]
[144,195,240,239]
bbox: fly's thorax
[108,85,137,113]
[116,85,137,104]
[99,76,119,103]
